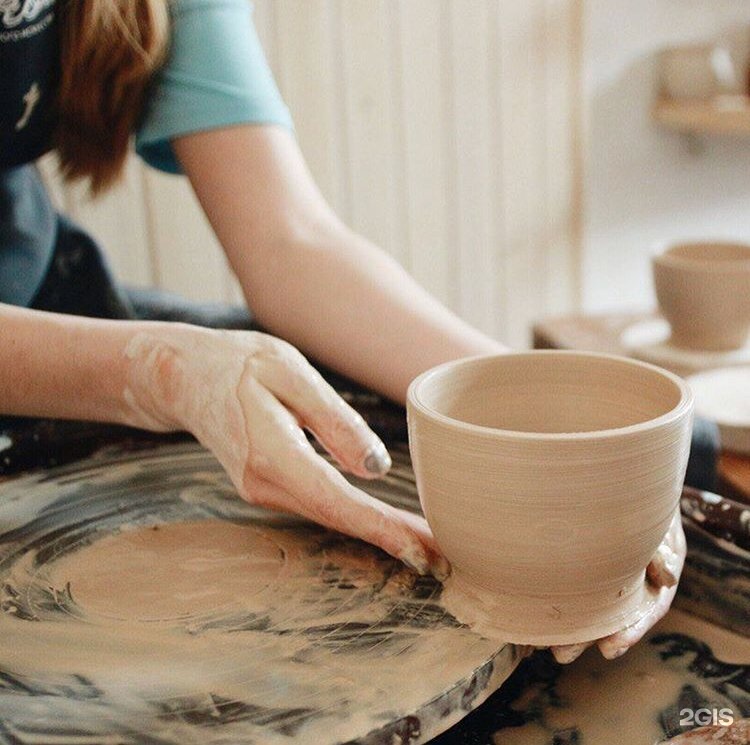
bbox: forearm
[175,126,505,404]
[0,303,173,427]
[238,224,504,403]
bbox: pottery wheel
[0,442,517,745]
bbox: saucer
[687,367,750,455]
[621,318,750,377]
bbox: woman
[0,0,683,662]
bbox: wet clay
[440,569,655,646]
[0,515,513,742]
[49,521,285,621]
[493,610,750,745]
[0,444,519,744]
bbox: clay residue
[0,444,517,744]
[48,521,285,621]
[441,570,654,647]
[492,610,750,745]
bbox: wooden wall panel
[274,0,349,218]
[339,0,404,265]
[39,0,583,345]
[395,0,456,307]
[448,0,498,332]
[141,170,231,303]
[496,0,550,347]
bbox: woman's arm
[0,302,142,424]
[173,125,505,404]
[0,303,446,576]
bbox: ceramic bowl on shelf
[658,44,741,100]
[406,351,694,646]
[652,241,750,352]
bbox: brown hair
[55,0,170,194]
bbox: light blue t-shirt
[0,0,292,306]
[137,0,293,173]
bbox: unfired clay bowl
[658,44,741,100]
[406,351,694,646]
[652,242,750,352]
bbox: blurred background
[37,0,750,348]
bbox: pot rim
[407,350,694,442]
[652,240,750,273]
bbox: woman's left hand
[551,508,686,664]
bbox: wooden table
[533,312,750,504]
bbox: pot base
[441,571,655,647]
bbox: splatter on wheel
[0,442,519,744]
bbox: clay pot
[652,242,750,352]
[658,44,742,100]
[406,351,694,646]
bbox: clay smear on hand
[121,328,445,577]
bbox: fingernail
[432,555,452,582]
[402,558,430,575]
[364,442,391,476]
[399,548,430,576]
[604,646,628,660]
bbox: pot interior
[416,354,684,435]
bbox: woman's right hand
[122,324,448,579]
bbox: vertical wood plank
[486,0,509,342]
[542,0,580,316]
[395,0,455,308]
[142,169,230,302]
[339,0,403,263]
[274,0,347,216]
[497,0,549,347]
[386,0,411,273]
[65,154,154,286]
[448,0,497,334]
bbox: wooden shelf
[653,96,750,135]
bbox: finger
[239,378,448,579]
[551,642,592,664]
[246,474,449,580]
[392,507,451,579]
[597,583,676,659]
[646,511,686,588]
[600,512,684,659]
[251,344,391,479]
[646,545,680,588]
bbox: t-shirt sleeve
[135,0,293,174]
